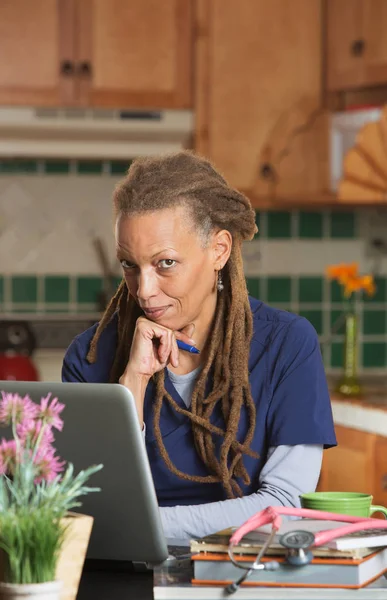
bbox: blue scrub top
[62,297,337,507]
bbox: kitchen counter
[329,378,387,437]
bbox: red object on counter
[0,354,40,381]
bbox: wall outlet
[364,209,387,258]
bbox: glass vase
[336,312,362,397]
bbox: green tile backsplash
[11,276,37,303]
[246,277,260,300]
[299,309,323,335]
[330,211,356,239]
[298,277,323,303]
[44,160,70,174]
[44,276,70,304]
[362,342,386,368]
[298,212,323,239]
[2,271,387,371]
[364,277,386,303]
[331,342,344,368]
[330,280,346,303]
[0,160,38,173]
[267,277,292,303]
[76,277,104,303]
[0,158,132,176]
[267,211,292,238]
[76,160,104,175]
[110,160,132,175]
[363,310,386,335]
[330,310,346,335]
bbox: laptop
[0,380,190,565]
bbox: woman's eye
[120,259,135,269]
[159,259,176,269]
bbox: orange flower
[343,277,363,297]
[325,263,376,299]
[358,275,376,297]
[325,262,358,284]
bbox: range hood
[0,107,194,159]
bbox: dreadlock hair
[87,150,259,498]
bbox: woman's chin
[158,315,187,332]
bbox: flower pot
[0,580,61,600]
[56,513,94,600]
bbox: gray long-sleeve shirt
[147,367,323,541]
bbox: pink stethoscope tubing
[230,505,387,548]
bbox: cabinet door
[0,0,75,106]
[195,0,327,204]
[373,436,387,507]
[327,0,387,91]
[318,425,375,493]
[77,0,193,109]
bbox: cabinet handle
[350,39,365,56]
[77,62,92,77]
[260,163,275,180]
[60,60,74,76]
[382,474,387,490]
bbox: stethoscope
[225,505,387,594]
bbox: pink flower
[0,390,67,483]
[34,444,65,483]
[37,394,64,431]
[16,418,54,448]
[0,439,18,474]
[0,392,38,426]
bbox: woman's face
[115,206,230,332]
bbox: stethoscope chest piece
[279,530,315,566]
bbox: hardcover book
[191,548,387,589]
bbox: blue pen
[176,340,200,354]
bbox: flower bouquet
[0,391,102,600]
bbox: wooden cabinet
[326,0,387,91]
[318,425,376,494]
[195,0,329,205]
[77,0,193,108]
[0,0,193,109]
[318,425,387,507]
[0,0,74,106]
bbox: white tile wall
[0,176,119,275]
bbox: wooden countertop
[328,379,387,436]
[330,391,387,412]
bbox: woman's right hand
[126,316,196,379]
[118,317,196,426]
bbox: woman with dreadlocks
[62,151,336,540]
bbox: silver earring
[217,270,224,292]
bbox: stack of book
[189,520,387,590]
[153,519,387,599]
